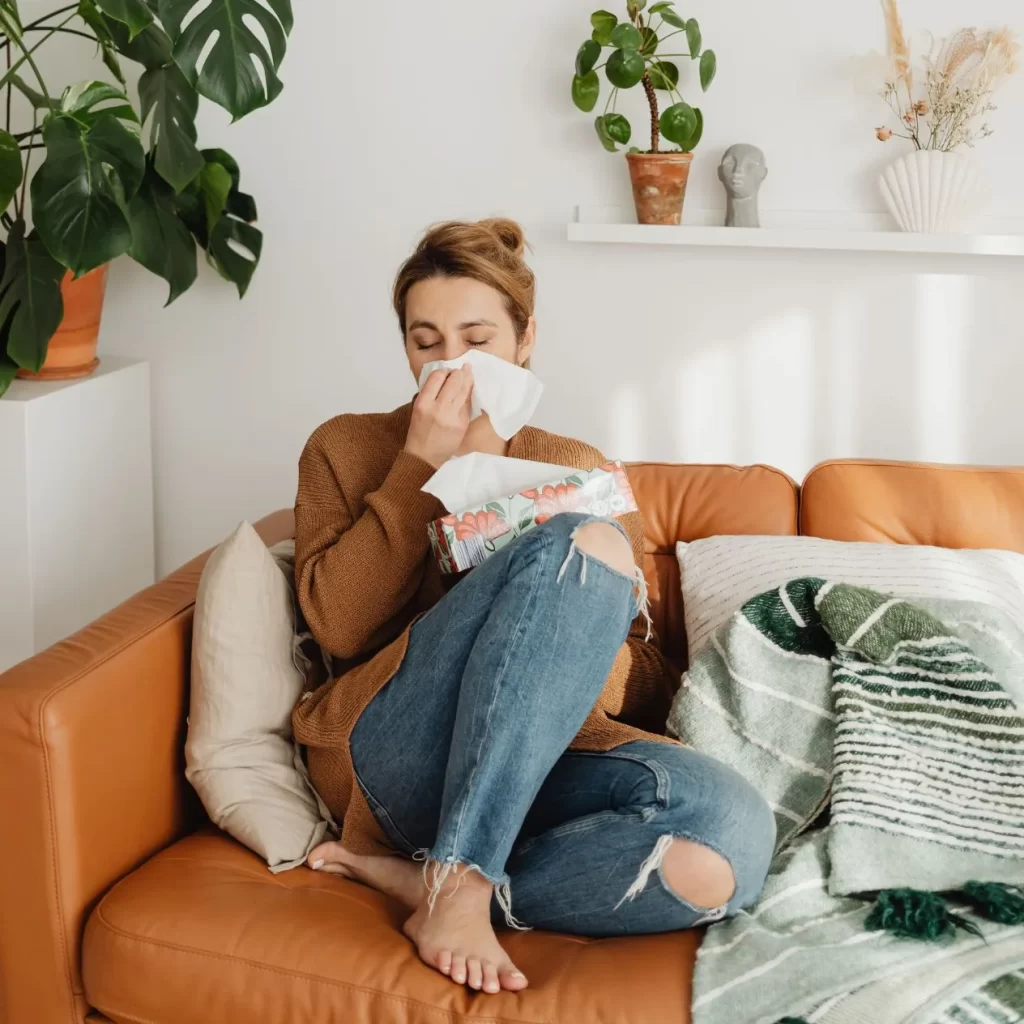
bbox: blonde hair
[393,218,535,341]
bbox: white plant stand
[0,358,155,673]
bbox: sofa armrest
[0,511,294,1024]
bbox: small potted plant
[864,0,1018,232]
[0,0,293,397]
[571,1,716,225]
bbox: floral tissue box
[428,461,638,574]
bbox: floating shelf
[567,207,1024,258]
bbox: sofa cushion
[82,832,699,1024]
[627,463,799,664]
[801,460,1024,552]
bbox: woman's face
[404,275,536,383]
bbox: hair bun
[481,218,527,257]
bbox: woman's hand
[405,366,474,469]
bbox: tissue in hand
[417,349,543,440]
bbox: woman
[293,219,775,996]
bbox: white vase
[878,150,982,233]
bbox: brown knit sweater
[292,403,679,855]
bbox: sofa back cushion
[627,463,799,664]
[801,460,1024,552]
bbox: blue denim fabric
[350,512,775,935]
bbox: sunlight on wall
[609,386,645,462]
[676,347,739,464]
[826,292,863,456]
[914,274,969,463]
[741,312,815,477]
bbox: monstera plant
[0,0,292,396]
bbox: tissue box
[428,461,638,574]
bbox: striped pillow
[677,535,1024,662]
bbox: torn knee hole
[617,836,736,911]
[572,523,634,577]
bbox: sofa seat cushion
[83,832,699,1024]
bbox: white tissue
[422,453,575,513]
[417,349,544,441]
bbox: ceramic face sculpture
[718,144,767,228]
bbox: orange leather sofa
[4,458,1024,1024]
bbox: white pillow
[186,522,335,872]
[677,534,1024,661]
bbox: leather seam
[91,903,553,1024]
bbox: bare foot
[308,841,423,910]
[403,867,528,994]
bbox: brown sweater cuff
[373,449,442,524]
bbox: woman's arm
[294,430,439,659]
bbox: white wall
[33,0,1024,573]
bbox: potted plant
[571,1,716,225]
[865,0,1018,233]
[0,0,293,397]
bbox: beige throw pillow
[186,522,335,872]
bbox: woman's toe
[467,957,483,990]
[450,955,467,984]
[436,949,452,976]
[482,962,500,994]
[308,841,345,869]
[499,964,529,991]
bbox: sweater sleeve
[294,432,439,659]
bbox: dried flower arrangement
[866,0,1019,152]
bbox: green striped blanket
[668,578,1024,1024]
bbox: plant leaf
[0,129,23,214]
[0,2,22,42]
[594,114,618,152]
[126,163,197,304]
[10,73,51,109]
[158,0,293,120]
[0,350,17,398]
[0,221,65,373]
[610,24,641,50]
[626,0,646,16]
[60,80,139,122]
[679,106,703,152]
[603,112,631,145]
[572,70,600,112]
[639,26,658,56]
[200,147,240,189]
[92,0,152,38]
[700,48,717,90]
[198,160,232,234]
[139,63,204,191]
[648,60,679,90]
[76,1,127,83]
[590,9,617,45]
[659,8,685,28]
[659,101,697,146]
[685,18,702,57]
[31,113,146,275]
[101,8,173,68]
[206,214,262,298]
[575,38,601,77]
[606,48,645,89]
[648,2,674,12]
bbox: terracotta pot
[626,151,694,225]
[16,265,108,381]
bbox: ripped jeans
[350,513,775,935]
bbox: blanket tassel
[865,889,982,941]
[961,882,1024,926]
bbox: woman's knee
[571,521,635,578]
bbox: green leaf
[571,70,600,112]
[606,48,645,88]
[126,163,197,304]
[648,2,674,12]
[76,1,126,83]
[198,160,232,234]
[594,114,618,152]
[59,81,139,123]
[92,0,152,37]
[0,3,22,42]
[610,24,641,50]
[206,214,262,298]
[31,113,146,275]
[685,18,701,57]
[159,0,293,120]
[0,221,65,373]
[0,129,22,214]
[590,9,617,45]
[10,73,51,109]
[603,112,631,145]
[648,60,679,90]
[200,147,240,190]
[101,9,173,68]
[0,350,17,398]
[700,48,717,90]
[626,0,646,16]
[659,8,685,28]
[639,26,658,56]
[139,64,204,192]
[659,101,697,146]
[575,38,601,77]
[680,107,703,151]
